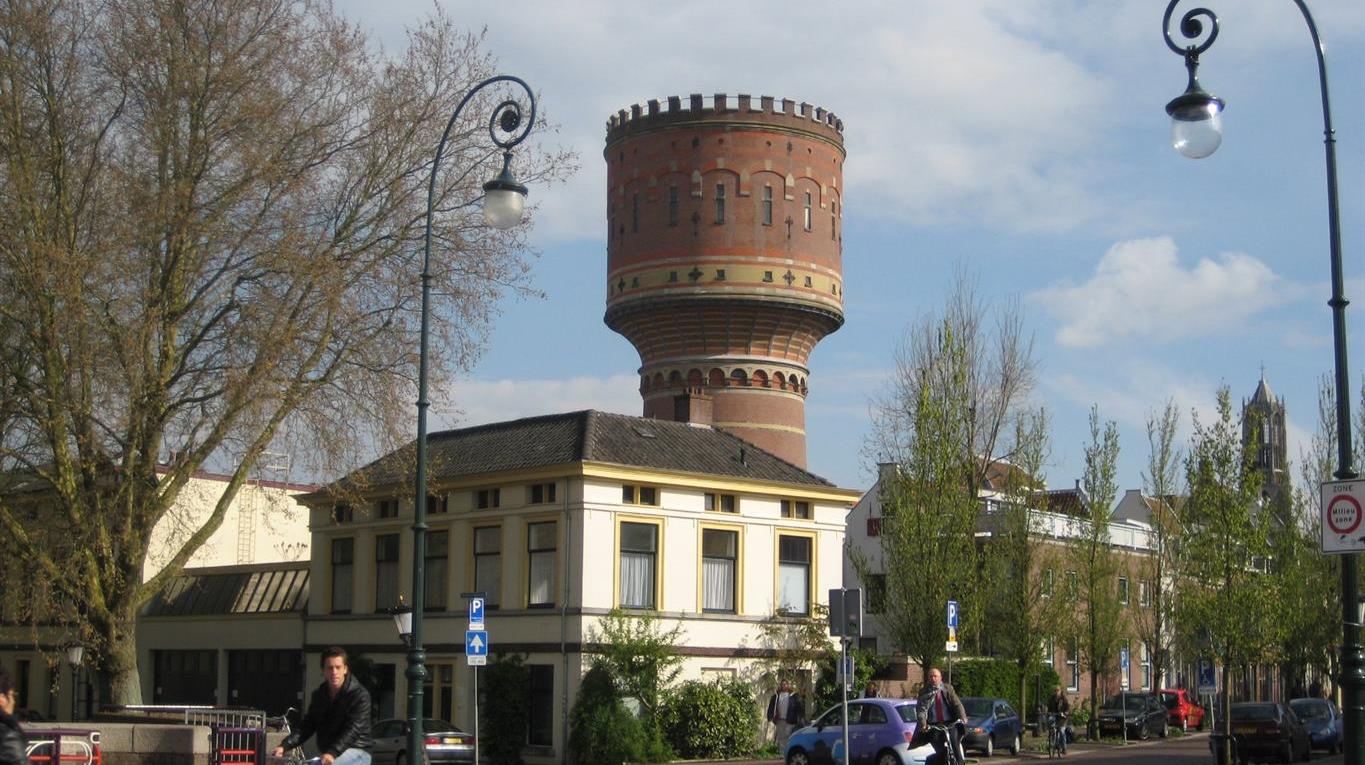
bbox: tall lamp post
[1161,2,1360,763]
[66,642,83,722]
[408,76,536,765]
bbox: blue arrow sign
[947,600,958,629]
[466,630,489,656]
[469,597,485,627]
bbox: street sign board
[1197,658,1216,695]
[945,640,959,653]
[828,588,863,638]
[947,600,958,629]
[468,597,486,630]
[466,629,488,666]
[1120,647,1129,689]
[1322,481,1365,553]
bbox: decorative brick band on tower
[603,93,845,468]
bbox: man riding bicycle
[1047,686,1071,756]
[273,647,373,765]
[916,668,967,763]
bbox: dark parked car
[785,698,920,765]
[960,697,1022,757]
[1289,697,1340,755]
[1096,692,1168,740]
[1228,702,1309,764]
[371,718,474,765]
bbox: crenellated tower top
[605,93,843,150]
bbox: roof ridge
[429,409,594,440]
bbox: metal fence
[210,726,267,765]
[112,704,267,728]
[24,728,102,765]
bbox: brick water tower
[604,93,845,468]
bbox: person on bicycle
[916,667,966,763]
[1047,686,1071,755]
[274,648,373,765]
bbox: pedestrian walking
[767,680,805,753]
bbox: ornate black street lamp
[409,76,536,764]
[66,642,83,722]
[1162,3,1359,763]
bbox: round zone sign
[1327,493,1363,536]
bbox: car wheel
[1010,733,1021,756]
[877,750,899,765]
[1282,739,1294,764]
[787,748,810,765]
[983,735,994,757]
[395,753,405,765]
[1138,722,1150,741]
[1160,720,1169,738]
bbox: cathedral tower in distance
[603,94,845,468]
[1242,373,1289,506]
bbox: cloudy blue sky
[339,0,1365,497]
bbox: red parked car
[1160,688,1206,731]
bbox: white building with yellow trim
[296,409,860,763]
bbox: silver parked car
[370,719,475,765]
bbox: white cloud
[432,374,640,429]
[1032,236,1281,348]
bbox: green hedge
[659,679,757,759]
[568,663,672,765]
[948,658,1060,713]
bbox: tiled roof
[305,410,836,498]
[141,562,309,617]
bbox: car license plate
[1234,724,1255,734]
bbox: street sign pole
[461,592,486,765]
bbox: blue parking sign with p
[947,600,958,629]
[469,597,485,626]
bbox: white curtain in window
[529,551,554,605]
[778,563,808,614]
[703,558,734,611]
[620,551,654,608]
[476,556,501,607]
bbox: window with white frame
[1118,576,1130,605]
[527,521,556,608]
[1066,640,1079,691]
[702,528,738,613]
[1139,579,1152,607]
[1041,568,1054,598]
[762,185,773,225]
[777,534,812,615]
[1141,642,1152,690]
[619,521,659,609]
[474,526,501,608]
[1042,636,1054,667]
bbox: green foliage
[481,653,530,765]
[659,679,758,759]
[589,609,684,731]
[756,604,835,686]
[948,658,1058,705]
[569,663,671,765]
[813,648,883,713]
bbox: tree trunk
[103,610,145,706]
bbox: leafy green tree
[859,272,1037,673]
[588,608,683,736]
[1179,386,1274,765]
[482,653,530,765]
[569,663,651,765]
[659,679,757,759]
[0,0,570,702]
[981,407,1064,728]
[813,647,883,714]
[1133,400,1183,692]
[1066,406,1126,736]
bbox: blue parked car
[1290,696,1342,754]
[785,698,926,765]
[960,697,1022,757]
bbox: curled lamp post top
[1163,2,1219,57]
[1163,1,1226,158]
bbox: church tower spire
[1242,371,1288,506]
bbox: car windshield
[1161,692,1179,709]
[1102,693,1146,709]
[1290,701,1329,721]
[1231,704,1278,722]
[894,702,917,724]
[962,699,993,717]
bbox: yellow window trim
[773,527,818,617]
[523,514,561,609]
[621,482,662,507]
[697,521,745,615]
[468,521,503,607]
[615,514,664,611]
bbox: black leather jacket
[281,674,373,756]
[0,711,27,765]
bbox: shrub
[946,658,1060,715]
[569,662,672,765]
[814,648,883,714]
[660,679,758,759]
[481,653,529,765]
